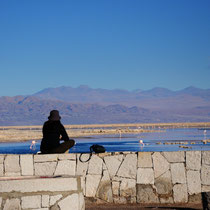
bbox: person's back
[40,110,75,154]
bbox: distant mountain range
[0,86,210,125]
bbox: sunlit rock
[42,195,50,208]
[155,170,172,195]
[21,195,41,209]
[58,193,79,210]
[162,151,185,163]
[173,184,188,203]
[137,168,154,184]
[187,170,201,195]
[186,151,201,170]
[202,151,210,165]
[0,164,3,176]
[4,155,21,176]
[160,197,174,204]
[3,198,21,210]
[120,178,136,203]
[136,184,159,203]
[96,170,113,202]
[20,155,34,176]
[152,152,169,178]
[112,181,120,196]
[86,174,101,197]
[34,154,58,162]
[104,155,123,178]
[171,163,186,184]
[201,164,210,185]
[117,154,137,179]
[88,155,103,175]
[34,162,57,176]
[50,195,63,206]
[54,160,76,176]
[138,152,153,168]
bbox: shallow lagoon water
[0,128,210,154]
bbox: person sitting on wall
[40,110,75,154]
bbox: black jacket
[40,120,69,152]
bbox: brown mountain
[0,86,210,125]
[34,85,210,110]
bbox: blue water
[0,128,210,154]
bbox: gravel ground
[85,203,203,210]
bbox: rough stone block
[201,164,210,185]
[58,193,79,210]
[20,155,34,176]
[138,152,153,168]
[112,181,120,196]
[76,154,89,176]
[187,170,201,195]
[0,177,78,193]
[171,163,186,184]
[120,178,136,203]
[88,155,103,175]
[48,205,59,210]
[80,176,86,195]
[96,170,113,202]
[155,170,172,195]
[0,155,4,164]
[173,184,188,203]
[160,197,174,204]
[162,151,185,163]
[79,192,85,210]
[117,154,137,179]
[188,193,202,204]
[137,168,154,184]
[202,151,210,166]
[122,152,131,154]
[113,197,127,204]
[104,155,123,178]
[186,151,201,171]
[34,154,58,162]
[54,160,76,176]
[58,153,76,160]
[202,185,210,192]
[50,194,62,206]
[42,195,49,208]
[136,184,159,204]
[4,155,21,176]
[34,162,57,176]
[86,174,101,197]
[0,164,3,176]
[152,152,170,178]
[112,176,123,182]
[102,162,108,171]
[21,195,41,209]
[3,198,21,210]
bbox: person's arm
[60,123,70,141]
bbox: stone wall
[0,175,84,210]
[0,151,210,207]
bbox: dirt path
[85,203,202,210]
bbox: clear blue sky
[0,0,210,96]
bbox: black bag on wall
[79,144,105,162]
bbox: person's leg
[50,140,75,153]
